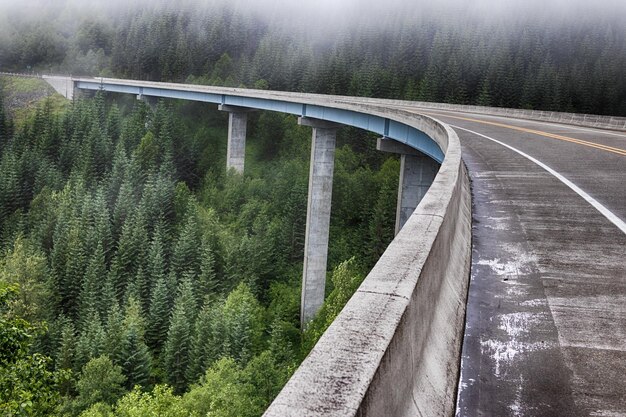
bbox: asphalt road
[413,110,626,417]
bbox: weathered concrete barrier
[341,96,626,132]
[264,112,472,417]
[409,102,626,132]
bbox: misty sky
[0,0,624,53]
[1,0,624,27]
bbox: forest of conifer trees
[0,81,399,414]
[1,0,624,415]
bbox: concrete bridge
[13,73,626,416]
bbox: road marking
[452,125,626,235]
[534,121,626,138]
[409,107,626,139]
[423,112,626,156]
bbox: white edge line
[452,125,626,235]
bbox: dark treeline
[0,0,624,115]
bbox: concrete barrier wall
[409,102,626,132]
[264,113,472,417]
[335,96,626,132]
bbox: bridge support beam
[299,117,341,327]
[219,105,256,174]
[377,137,440,234]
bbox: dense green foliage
[1,1,624,115]
[0,77,397,414]
[0,282,68,416]
[2,0,618,413]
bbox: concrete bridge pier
[299,117,341,327]
[377,137,440,234]
[219,105,255,174]
[137,94,158,109]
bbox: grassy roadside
[0,76,69,127]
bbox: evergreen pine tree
[187,299,221,383]
[123,276,139,308]
[197,237,218,301]
[112,178,135,241]
[0,91,6,148]
[477,77,493,107]
[146,275,170,354]
[119,298,152,390]
[110,206,147,300]
[106,103,122,143]
[171,211,201,280]
[55,317,76,396]
[221,283,265,365]
[132,265,150,313]
[62,225,87,319]
[92,188,113,263]
[417,67,439,103]
[145,223,166,306]
[78,242,106,328]
[120,325,152,390]
[162,278,196,393]
[0,153,20,229]
[368,158,399,263]
[163,301,191,393]
[99,273,118,323]
[268,319,297,366]
[55,317,76,372]
[108,142,130,211]
[74,310,105,373]
[104,302,124,367]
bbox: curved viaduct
[36,75,626,416]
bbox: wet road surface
[416,110,626,417]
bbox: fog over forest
[0,1,625,417]
[1,0,624,116]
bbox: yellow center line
[413,110,626,157]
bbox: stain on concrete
[450,115,626,416]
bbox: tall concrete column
[299,117,341,327]
[377,137,440,234]
[219,105,254,174]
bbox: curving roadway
[410,109,626,417]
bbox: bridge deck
[420,110,626,416]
